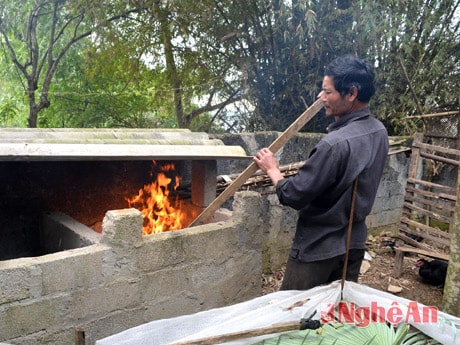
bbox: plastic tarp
[96,281,460,345]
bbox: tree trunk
[27,84,39,128]
[442,166,460,316]
[153,0,185,128]
[28,107,38,128]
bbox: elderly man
[254,55,389,290]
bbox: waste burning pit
[0,159,203,261]
[0,129,266,345]
[0,128,250,261]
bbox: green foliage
[356,0,459,135]
[0,99,19,126]
[0,0,458,133]
[236,0,459,134]
[39,36,165,128]
[251,323,441,345]
[0,0,143,127]
[0,60,27,127]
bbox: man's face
[318,76,352,118]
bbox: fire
[126,162,186,235]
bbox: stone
[387,284,403,293]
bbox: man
[254,55,389,290]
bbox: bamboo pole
[167,320,301,345]
[406,110,459,119]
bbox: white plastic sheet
[343,282,460,345]
[96,281,460,345]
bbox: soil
[262,233,445,309]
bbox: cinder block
[182,224,240,264]
[142,292,199,321]
[85,308,146,343]
[0,264,41,304]
[40,245,107,295]
[70,280,143,319]
[101,208,143,246]
[136,231,187,271]
[0,298,59,340]
[140,268,192,302]
[1,329,73,345]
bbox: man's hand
[253,148,284,187]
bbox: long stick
[189,99,324,227]
[340,178,358,299]
[167,320,301,345]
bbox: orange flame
[126,162,186,235]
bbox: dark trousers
[280,249,365,290]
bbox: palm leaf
[250,322,441,345]
[401,331,442,345]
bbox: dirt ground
[262,233,445,309]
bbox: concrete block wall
[0,131,411,344]
[0,192,263,345]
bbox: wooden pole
[167,320,301,345]
[75,326,85,345]
[189,99,324,227]
[340,178,358,299]
[405,110,459,119]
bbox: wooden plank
[420,151,460,166]
[405,185,457,204]
[404,194,456,213]
[406,178,457,195]
[388,147,411,155]
[399,225,450,247]
[413,140,460,157]
[189,99,324,227]
[395,131,455,275]
[407,133,423,182]
[398,232,435,251]
[394,246,449,261]
[393,250,405,278]
[403,202,452,224]
[393,246,449,278]
[400,216,451,240]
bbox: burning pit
[0,128,264,345]
[0,128,250,260]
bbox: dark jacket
[276,107,389,262]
